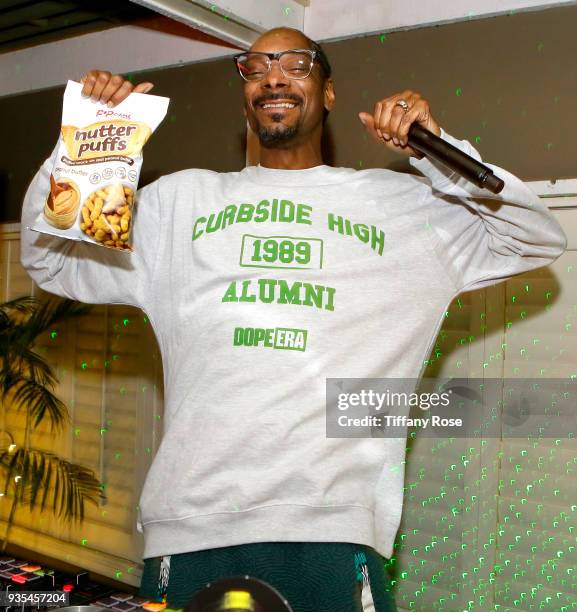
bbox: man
[21,26,566,612]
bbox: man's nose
[261,60,289,88]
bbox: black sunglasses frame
[232,48,318,81]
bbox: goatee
[257,118,298,148]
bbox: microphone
[407,124,505,194]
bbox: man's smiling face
[242,29,334,149]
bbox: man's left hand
[359,90,441,159]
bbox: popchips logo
[96,109,132,120]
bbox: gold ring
[395,100,410,112]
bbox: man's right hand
[80,70,154,108]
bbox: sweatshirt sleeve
[20,143,164,308]
[409,127,568,293]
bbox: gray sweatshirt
[21,128,567,560]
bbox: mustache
[254,93,302,106]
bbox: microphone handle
[407,124,505,194]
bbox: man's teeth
[262,103,296,109]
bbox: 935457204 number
[0,590,69,606]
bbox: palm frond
[19,298,91,346]
[0,448,102,523]
[28,452,47,509]
[0,296,37,312]
[19,349,58,388]
[1,297,85,394]
[10,378,70,432]
[0,295,101,544]
[0,367,19,400]
[0,350,57,392]
[1,296,91,397]
[0,314,7,333]
[0,298,37,344]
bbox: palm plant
[0,295,103,552]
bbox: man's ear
[324,78,335,113]
[243,107,247,118]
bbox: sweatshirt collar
[241,163,358,186]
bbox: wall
[3,0,577,97]
[1,3,576,224]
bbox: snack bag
[32,80,169,251]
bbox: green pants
[139,541,397,611]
